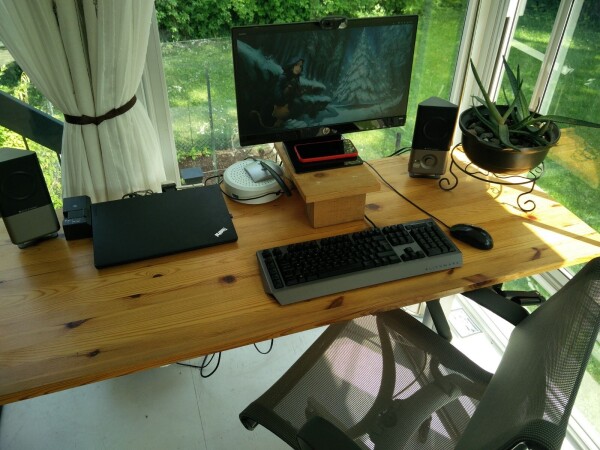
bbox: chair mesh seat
[240,258,600,450]
[241,312,492,449]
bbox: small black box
[180,167,204,185]
[63,195,93,240]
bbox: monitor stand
[275,142,380,228]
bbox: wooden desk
[1,155,599,405]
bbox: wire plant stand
[439,146,544,212]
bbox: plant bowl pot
[459,105,561,175]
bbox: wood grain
[1,154,599,405]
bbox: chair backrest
[456,257,600,450]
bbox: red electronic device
[294,139,359,164]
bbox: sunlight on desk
[551,129,599,189]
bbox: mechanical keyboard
[257,218,462,305]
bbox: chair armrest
[297,417,362,450]
[462,288,530,326]
[493,286,545,306]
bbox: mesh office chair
[240,257,600,449]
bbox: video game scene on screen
[234,23,415,135]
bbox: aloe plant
[469,58,600,150]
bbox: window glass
[0,47,62,207]
[502,0,599,441]
[158,3,469,177]
[538,0,600,234]
[503,0,600,233]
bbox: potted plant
[460,58,600,174]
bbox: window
[503,0,600,233]
[1,1,599,447]
[158,2,470,177]
[498,1,600,445]
[0,46,62,207]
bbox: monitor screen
[231,15,418,147]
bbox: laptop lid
[91,185,238,268]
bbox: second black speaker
[409,97,458,178]
[0,147,60,248]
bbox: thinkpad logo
[215,227,228,237]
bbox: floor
[0,297,594,450]
[0,327,324,450]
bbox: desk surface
[1,154,600,405]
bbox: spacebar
[319,262,363,279]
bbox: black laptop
[91,185,238,268]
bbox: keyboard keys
[257,218,462,305]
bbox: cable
[177,352,222,378]
[387,146,412,157]
[122,189,155,199]
[364,214,378,229]
[246,157,292,197]
[253,339,274,354]
[219,181,284,201]
[176,340,274,378]
[205,172,285,201]
[203,174,223,185]
[363,160,451,230]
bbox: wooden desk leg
[306,194,366,227]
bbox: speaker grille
[2,171,37,200]
[412,97,458,151]
[0,149,52,217]
[0,148,59,246]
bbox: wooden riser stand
[275,142,380,227]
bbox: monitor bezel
[231,15,419,147]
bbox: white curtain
[0,0,167,202]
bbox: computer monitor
[231,15,418,155]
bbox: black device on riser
[63,195,93,240]
[0,147,60,248]
[409,97,459,179]
[257,218,462,305]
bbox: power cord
[122,189,155,199]
[206,172,285,201]
[387,146,412,157]
[247,157,292,197]
[177,353,222,378]
[363,160,451,230]
[254,340,274,354]
[176,340,275,377]
[364,214,378,229]
[205,165,295,202]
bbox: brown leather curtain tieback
[64,95,137,125]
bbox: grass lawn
[504,6,600,232]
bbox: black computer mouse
[449,223,494,250]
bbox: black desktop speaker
[0,148,60,248]
[409,97,459,179]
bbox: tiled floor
[0,297,595,450]
[0,327,324,450]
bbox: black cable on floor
[254,340,274,354]
[177,352,221,378]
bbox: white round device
[222,160,282,204]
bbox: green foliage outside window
[154,0,464,41]
[0,63,62,208]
